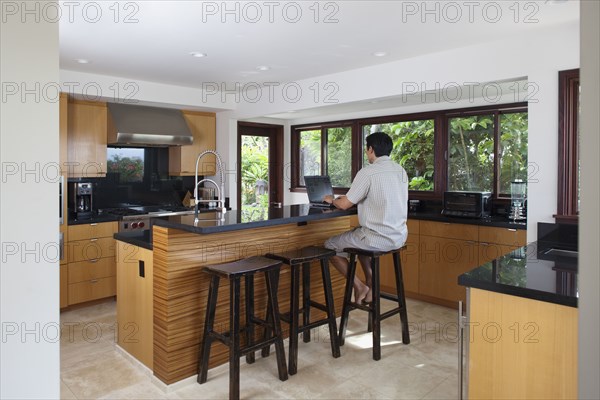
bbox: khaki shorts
[324,227,382,258]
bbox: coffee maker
[69,182,94,219]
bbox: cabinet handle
[508,228,517,232]
[90,238,98,242]
[480,242,490,246]
[90,223,98,226]
[90,279,98,283]
[89,258,99,263]
[466,240,476,244]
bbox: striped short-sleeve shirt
[345,156,409,250]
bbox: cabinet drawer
[68,222,117,240]
[67,237,115,262]
[479,226,526,247]
[419,220,478,241]
[68,257,116,284]
[68,276,116,305]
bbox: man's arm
[323,195,354,210]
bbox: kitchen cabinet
[66,221,117,305]
[478,226,527,264]
[67,99,108,177]
[116,240,154,369]
[330,216,527,306]
[467,288,577,399]
[169,111,216,176]
[419,221,479,304]
[379,220,420,294]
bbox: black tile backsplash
[69,147,200,209]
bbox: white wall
[578,1,600,397]
[0,16,60,399]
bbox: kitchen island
[458,233,578,399]
[116,205,357,385]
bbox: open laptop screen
[304,175,334,204]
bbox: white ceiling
[60,0,579,92]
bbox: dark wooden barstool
[197,256,288,400]
[338,247,410,361]
[265,246,340,375]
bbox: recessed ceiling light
[74,59,90,64]
[190,52,207,58]
[372,52,388,57]
[257,65,270,71]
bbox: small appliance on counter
[508,179,527,221]
[69,181,94,219]
[441,191,491,218]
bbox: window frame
[556,68,580,224]
[290,102,528,202]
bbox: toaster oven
[442,191,491,218]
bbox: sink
[543,248,578,258]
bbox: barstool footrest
[240,336,281,356]
[208,331,230,345]
[308,300,328,312]
[380,307,402,321]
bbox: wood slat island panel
[152,216,352,384]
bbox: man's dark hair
[366,132,393,157]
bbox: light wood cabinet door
[468,288,577,399]
[65,221,117,306]
[67,237,115,263]
[379,234,419,294]
[116,241,154,369]
[419,235,478,303]
[420,220,478,241]
[68,221,117,241]
[68,257,116,284]
[169,111,216,176]
[67,100,107,177]
[479,226,526,247]
[68,277,116,305]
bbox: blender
[509,179,527,221]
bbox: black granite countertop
[114,230,153,250]
[458,241,578,307]
[408,211,527,229]
[68,214,120,225]
[152,204,357,235]
[113,204,526,249]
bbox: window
[295,125,353,188]
[107,147,144,182]
[556,68,580,222]
[448,114,495,192]
[498,112,528,195]
[291,103,527,201]
[362,119,435,191]
[447,111,528,195]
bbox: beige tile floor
[60,297,461,399]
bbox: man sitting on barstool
[323,132,408,304]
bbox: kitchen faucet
[194,150,226,223]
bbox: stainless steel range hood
[107,103,193,147]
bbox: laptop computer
[304,175,335,208]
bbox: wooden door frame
[237,121,284,209]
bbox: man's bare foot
[355,285,370,304]
[364,288,372,304]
